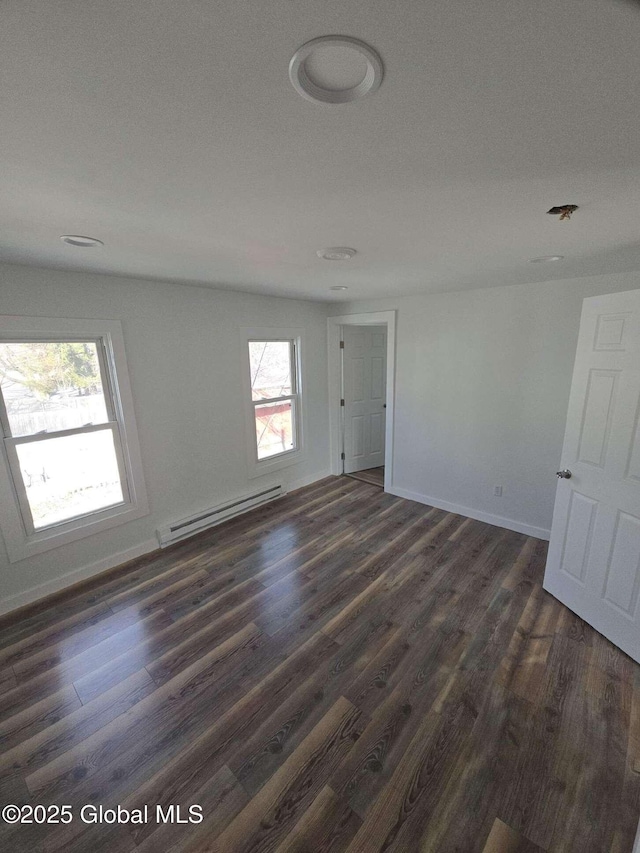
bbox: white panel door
[544,289,640,663]
[343,325,386,474]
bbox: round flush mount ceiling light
[289,36,383,104]
[317,247,357,261]
[60,235,104,247]
[529,255,564,263]
[330,286,349,291]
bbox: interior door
[544,288,640,663]
[342,325,386,474]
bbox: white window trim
[240,327,307,479]
[0,315,149,562]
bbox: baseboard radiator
[157,484,284,548]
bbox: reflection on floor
[345,466,384,487]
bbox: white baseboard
[387,485,550,541]
[287,470,333,493]
[0,538,158,617]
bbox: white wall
[4,263,639,611]
[331,272,640,539]
[0,263,330,611]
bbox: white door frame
[327,311,396,492]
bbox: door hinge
[341,452,345,460]
[339,340,344,349]
[340,398,345,406]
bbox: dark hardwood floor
[345,467,384,488]
[0,476,638,852]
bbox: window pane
[255,399,295,459]
[15,429,124,529]
[0,341,109,437]
[249,341,293,401]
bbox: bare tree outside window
[248,340,299,460]
[0,340,125,530]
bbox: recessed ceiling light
[530,255,564,263]
[317,247,357,261]
[330,286,349,291]
[290,37,383,104]
[60,235,104,247]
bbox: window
[0,317,148,561]
[242,330,304,476]
[249,339,298,460]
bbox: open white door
[342,325,386,474]
[544,288,640,664]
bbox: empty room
[1,1,639,851]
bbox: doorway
[327,311,396,492]
[342,324,386,486]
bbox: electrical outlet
[494,485,503,497]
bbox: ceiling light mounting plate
[60,235,103,247]
[289,36,383,104]
[317,247,357,261]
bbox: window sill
[1,496,150,563]
[247,448,306,480]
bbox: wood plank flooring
[0,476,638,852]
[345,467,384,488]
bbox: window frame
[241,328,306,478]
[0,316,149,562]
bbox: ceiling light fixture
[530,255,564,263]
[317,247,356,261]
[289,36,383,104]
[60,235,104,247]
[330,286,349,291]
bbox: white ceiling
[2,0,640,301]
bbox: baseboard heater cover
[157,484,284,547]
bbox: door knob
[556,469,572,479]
